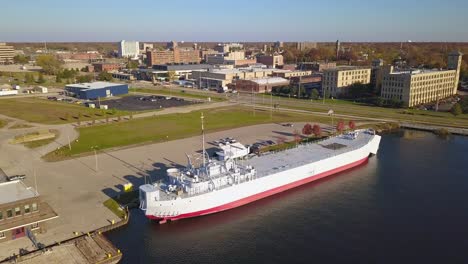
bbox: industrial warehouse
[65,81,129,100]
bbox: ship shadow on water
[144,157,372,234]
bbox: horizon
[2,0,468,42]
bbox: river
[106,130,468,263]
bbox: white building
[119,40,140,58]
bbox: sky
[2,0,468,42]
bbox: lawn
[44,107,340,160]
[0,119,8,128]
[0,97,129,124]
[254,96,468,128]
[22,130,59,148]
[132,87,226,102]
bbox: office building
[119,40,140,58]
[0,43,14,64]
[257,55,284,68]
[139,64,213,81]
[296,42,317,51]
[322,66,371,97]
[214,43,244,53]
[0,179,58,243]
[140,43,154,54]
[298,61,337,72]
[146,43,200,66]
[380,52,462,107]
[65,82,129,99]
[272,70,312,79]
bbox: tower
[447,51,463,93]
[335,40,340,61]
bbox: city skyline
[2,0,468,42]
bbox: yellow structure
[322,66,371,97]
[380,51,462,107]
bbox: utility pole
[91,146,99,172]
[201,113,206,168]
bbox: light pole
[91,146,99,172]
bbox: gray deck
[248,131,374,177]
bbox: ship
[139,114,381,224]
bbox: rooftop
[250,77,290,85]
[65,81,125,90]
[0,180,38,204]
[389,68,454,76]
[325,66,370,71]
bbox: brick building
[146,47,200,66]
[256,55,284,68]
[92,62,123,72]
[0,179,58,244]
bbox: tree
[312,124,322,137]
[56,75,62,83]
[36,54,63,75]
[348,82,371,99]
[302,123,313,136]
[167,71,177,82]
[76,74,93,83]
[13,55,29,64]
[451,103,462,116]
[37,72,46,84]
[97,71,113,81]
[336,120,345,133]
[25,73,35,84]
[127,60,139,69]
[310,89,319,100]
[348,120,356,130]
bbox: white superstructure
[140,121,381,224]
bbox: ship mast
[201,113,206,168]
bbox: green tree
[348,82,372,99]
[451,103,462,116]
[25,73,35,84]
[56,75,62,83]
[37,72,46,84]
[167,71,177,82]
[36,54,63,75]
[127,60,139,69]
[76,74,93,83]
[310,89,319,100]
[97,71,113,81]
[13,55,29,64]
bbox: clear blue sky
[2,0,468,42]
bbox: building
[65,82,129,99]
[146,47,200,66]
[138,64,213,81]
[191,67,276,90]
[214,43,244,53]
[33,86,48,93]
[272,70,312,79]
[233,77,290,93]
[290,74,323,94]
[273,41,284,51]
[380,52,462,107]
[298,61,337,72]
[322,66,372,97]
[140,43,154,54]
[0,179,58,243]
[296,42,317,51]
[370,59,385,93]
[0,43,14,64]
[257,55,284,68]
[206,51,257,66]
[111,72,135,81]
[92,62,123,72]
[119,40,140,58]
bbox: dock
[0,209,129,264]
[399,122,468,136]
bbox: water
[106,130,468,263]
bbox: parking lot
[92,95,199,111]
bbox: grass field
[44,107,342,160]
[22,130,59,148]
[0,119,8,128]
[132,87,226,102]
[252,95,468,128]
[0,97,129,124]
